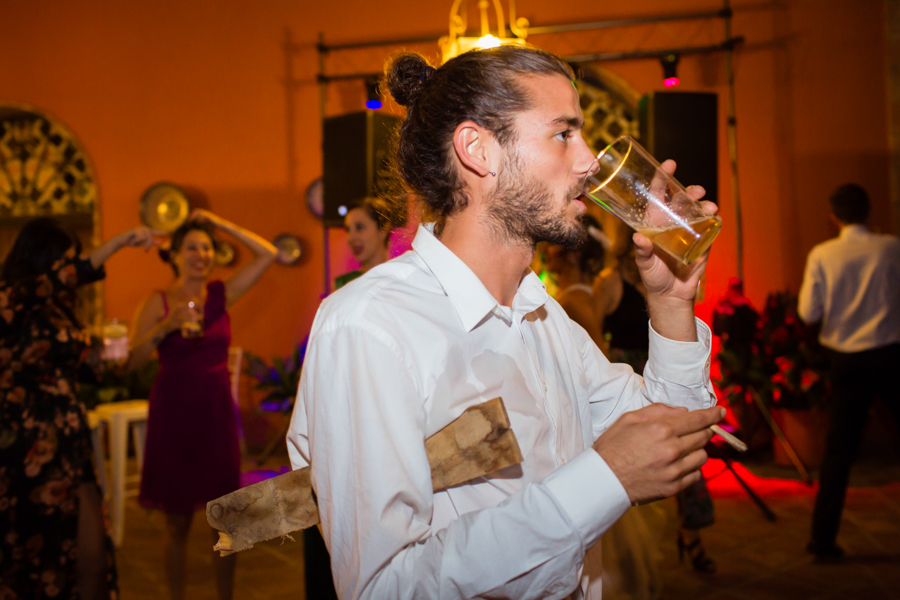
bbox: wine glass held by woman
[0,219,161,600]
[127,209,276,600]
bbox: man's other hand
[592,403,725,505]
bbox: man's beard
[484,149,586,249]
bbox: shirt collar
[411,223,549,331]
[839,224,869,239]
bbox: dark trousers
[810,343,900,547]
[677,475,715,530]
[303,527,338,600]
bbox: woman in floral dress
[0,218,157,600]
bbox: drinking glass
[582,135,721,265]
[180,300,203,338]
[101,319,129,362]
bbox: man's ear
[453,121,495,177]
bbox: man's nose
[575,135,599,178]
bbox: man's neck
[438,211,533,307]
[838,221,868,236]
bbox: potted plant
[243,338,307,463]
[715,291,831,467]
[243,338,307,414]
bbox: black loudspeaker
[322,111,401,227]
[638,92,718,204]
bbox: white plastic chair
[88,399,149,547]
[88,349,244,545]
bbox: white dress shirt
[798,224,900,353]
[288,223,715,600]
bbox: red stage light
[702,458,817,498]
[660,54,681,88]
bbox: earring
[489,171,496,177]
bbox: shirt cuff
[647,317,712,386]
[75,256,106,285]
[542,449,630,549]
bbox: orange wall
[1,0,891,362]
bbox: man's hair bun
[385,52,435,108]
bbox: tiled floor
[115,454,900,599]
[655,457,900,600]
[116,457,305,600]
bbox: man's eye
[555,131,570,141]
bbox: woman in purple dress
[128,210,275,600]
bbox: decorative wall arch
[576,65,641,262]
[0,104,104,326]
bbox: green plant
[715,291,830,411]
[244,338,307,413]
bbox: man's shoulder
[874,234,900,265]
[850,231,900,258]
[810,231,899,252]
[808,232,900,271]
[873,232,900,250]
[808,236,841,256]
[317,251,443,332]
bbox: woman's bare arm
[127,292,187,371]
[191,210,277,307]
[88,227,161,269]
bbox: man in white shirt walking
[288,46,725,599]
[799,183,900,562]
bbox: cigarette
[710,424,747,452]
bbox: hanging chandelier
[440,0,529,63]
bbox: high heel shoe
[678,532,717,573]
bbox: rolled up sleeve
[642,317,716,410]
[583,317,715,439]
